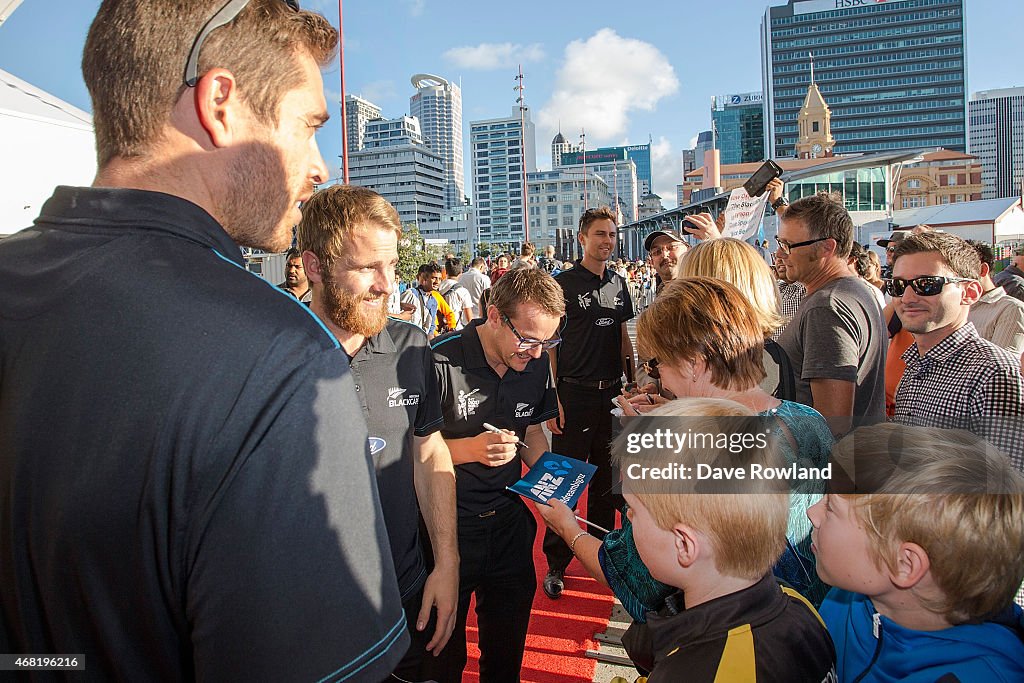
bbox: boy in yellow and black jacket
[614,400,836,682]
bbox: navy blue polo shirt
[0,186,407,682]
[431,321,558,517]
[348,318,444,600]
[554,260,635,381]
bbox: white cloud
[687,135,699,149]
[650,136,680,208]
[354,80,398,106]
[443,42,545,70]
[408,0,426,16]
[537,29,679,142]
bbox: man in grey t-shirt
[458,257,492,319]
[775,192,887,435]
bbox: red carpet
[462,496,616,682]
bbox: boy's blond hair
[612,398,788,581]
[833,424,1024,623]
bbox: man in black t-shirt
[423,268,564,683]
[544,207,635,600]
[298,186,459,680]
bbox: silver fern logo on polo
[387,387,420,408]
[515,402,534,418]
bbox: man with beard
[278,247,312,302]
[424,268,563,683]
[543,206,635,600]
[0,2,406,680]
[298,185,459,681]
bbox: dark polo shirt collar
[39,186,243,265]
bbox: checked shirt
[894,322,1024,469]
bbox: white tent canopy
[1,67,96,235]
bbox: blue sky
[1,0,1019,208]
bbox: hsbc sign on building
[793,0,888,13]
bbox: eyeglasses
[503,315,561,350]
[884,276,975,297]
[641,358,660,380]
[886,246,898,253]
[184,0,300,87]
[648,242,686,258]
[775,235,831,255]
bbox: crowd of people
[1,3,1024,683]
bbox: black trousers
[544,380,623,573]
[419,501,537,683]
[388,581,437,682]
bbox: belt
[560,377,621,390]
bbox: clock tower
[795,54,835,159]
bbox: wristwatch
[771,196,789,210]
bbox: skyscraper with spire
[410,73,465,209]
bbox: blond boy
[616,398,836,681]
[810,423,1024,682]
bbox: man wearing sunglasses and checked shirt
[890,232,1024,468]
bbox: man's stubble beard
[322,273,389,339]
[219,145,303,253]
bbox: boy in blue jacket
[809,423,1024,682]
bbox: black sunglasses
[184,0,300,87]
[885,276,974,297]
[775,235,830,255]
[502,315,561,351]
[641,358,660,380]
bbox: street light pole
[338,0,349,184]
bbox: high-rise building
[712,92,765,165]
[344,94,382,155]
[349,116,445,228]
[551,131,577,170]
[969,87,1024,199]
[559,155,639,223]
[410,73,465,209]
[682,148,697,176]
[527,170,610,259]
[469,109,537,246]
[762,0,967,158]
[693,130,714,167]
[559,144,652,195]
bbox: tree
[397,224,453,284]
[397,224,426,285]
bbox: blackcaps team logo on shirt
[387,386,420,408]
[577,293,591,310]
[515,402,534,418]
[457,388,481,419]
